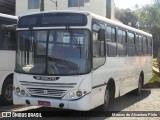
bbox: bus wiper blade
[66,26,82,58]
[66,26,81,48]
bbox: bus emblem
[43,90,48,95]
[33,76,60,81]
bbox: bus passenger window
[148,37,152,56]
[106,26,117,57]
[117,29,127,56]
[0,24,16,50]
[135,35,142,56]
[142,36,148,55]
[127,32,135,56]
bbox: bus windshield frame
[15,29,91,76]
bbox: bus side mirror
[98,29,105,41]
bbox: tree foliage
[115,8,138,28]
[115,1,160,57]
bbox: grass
[144,58,160,88]
[150,72,160,84]
[153,58,159,68]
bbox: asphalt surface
[0,88,160,120]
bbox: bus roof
[18,10,152,37]
[89,12,152,37]
[0,13,18,20]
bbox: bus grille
[20,81,77,98]
[27,88,67,98]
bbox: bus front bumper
[13,92,91,111]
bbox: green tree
[135,1,160,57]
[115,8,138,28]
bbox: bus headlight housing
[68,90,89,100]
[14,87,30,96]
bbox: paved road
[0,88,160,120]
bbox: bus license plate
[38,101,51,106]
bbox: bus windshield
[16,29,91,75]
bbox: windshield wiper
[66,26,82,58]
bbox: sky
[114,0,153,9]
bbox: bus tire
[101,86,110,110]
[1,77,13,105]
[133,76,143,96]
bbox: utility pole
[106,0,111,19]
[40,0,44,11]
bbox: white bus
[13,11,152,111]
[0,13,17,104]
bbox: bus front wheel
[1,77,13,105]
[101,86,110,110]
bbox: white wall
[16,0,107,17]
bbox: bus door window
[92,22,105,69]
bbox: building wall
[16,0,114,18]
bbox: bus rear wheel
[133,76,143,96]
[1,77,13,105]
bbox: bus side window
[117,29,127,57]
[8,31,16,50]
[0,24,16,50]
[92,22,105,69]
[142,36,148,55]
[135,34,142,56]
[106,26,117,57]
[127,32,135,56]
[148,37,152,56]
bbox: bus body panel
[13,91,91,111]
[14,11,153,111]
[0,71,13,95]
[13,72,92,110]
[0,14,17,102]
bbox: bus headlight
[14,86,30,96]
[16,87,20,93]
[69,92,75,99]
[68,90,90,100]
[21,90,25,96]
[76,91,82,97]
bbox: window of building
[28,0,40,9]
[68,0,90,7]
